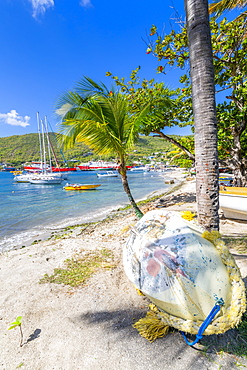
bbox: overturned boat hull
[123,210,245,335]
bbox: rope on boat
[180,298,224,346]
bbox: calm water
[0,170,172,253]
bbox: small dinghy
[123,210,246,342]
[63,183,101,191]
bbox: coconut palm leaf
[59,93,151,153]
[209,0,247,20]
[75,76,112,97]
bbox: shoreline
[1,171,247,370]
[0,170,184,254]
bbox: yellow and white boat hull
[63,183,101,191]
[220,186,247,220]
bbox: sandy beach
[1,169,247,370]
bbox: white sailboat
[29,174,64,185]
[14,172,34,183]
[29,114,64,185]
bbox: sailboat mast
[37,112,43,173]
[41,119,47,174]
[44,116,53,172]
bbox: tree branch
[153,130,195,161]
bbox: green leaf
[8,324,18,330]
[8,316,22,330]
[16,316,22,325]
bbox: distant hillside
[0,133,89,166]
[0,133,175,167]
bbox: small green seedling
[8,316,23,347]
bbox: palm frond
[58,95,128,155]
[55,103,73,118]
[125,102,153,148]
[55,92,89,118]
[57,77,154,159]
[60,118,123,156]
[209,0,247,16]
[75,76,112,97]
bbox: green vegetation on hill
[0,133,89,167]
[0,133,177,167]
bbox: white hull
[14,172,66,184]
[130,166,147,172]
[97,171,118,178]
[14,174,33,182]
[29,174,64,185]
[29,179,63,185]
[219,193,247,221]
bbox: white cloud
[0,110,30,128]
[28,0,54,18]
[80,0,92,8]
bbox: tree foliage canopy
[144,16,247,184]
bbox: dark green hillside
[0,133,90,166]
[0,134,41,163]
[134,136,172,153]
[0,133,175,167]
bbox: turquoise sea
[0,170,172,253]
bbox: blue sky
[0,0,190,138]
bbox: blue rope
[180,298,224,346]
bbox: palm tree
[209,0,247,19]
[56,77,152,218]
[184,0,219,231]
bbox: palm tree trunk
[121,173,144,218]
[185,0,219,231]
[118,160,144,218]
[118,169,143,218]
